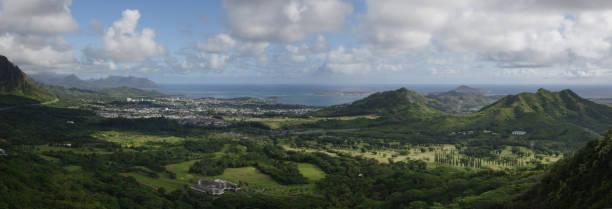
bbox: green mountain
[0,55,55,103]
[516,131,612,209]
[428,88,612,150]
[478,88,612,133]
[312,88,449,118]
[40,84,164,100]
[426,85,497,114]
[307,88,612,151]
[31,73,158,89]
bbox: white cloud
[285,44,309,62]
[322,45,407,74]
[236,41,269,56]
[196,34,236,53]
[354,0,612,81]
[0,33,75,67]
[208,53,229,70]
[0,0,78,35]
[0,0,77,70]
[357,0,459,52]
[98,9,167,62]
[223,0,353,42]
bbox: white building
[512,131,527,136]
[191,179,240,195]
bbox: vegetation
[1,69,611,209]
[516,131,612,209]
[425,85,497,113]
[0,55,55,102]
[311,88,448,118]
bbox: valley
[0,55,611,209]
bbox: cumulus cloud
[0,34,75,67]
[98,9,167,62]
[357,0,456,52]
[321,46,408,74]
[0,0,78,69]
[354,0,612,80]
[0,0,78,35]
[223,0,353,42]
[208,53,230,70]
[196,34,236,53]
[236,41,269,56]
[285,44,309,62]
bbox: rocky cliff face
[0,55,54,101]
[0,55,31,93]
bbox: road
[0,98,59,111]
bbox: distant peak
[65,74,80,79]
[560,89,576,94]
[536,88,551,94]
[453,85,485,94]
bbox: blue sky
[2,0,612,84]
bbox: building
[191,179,240,195]
[512,131,527,136]
[0,148,7,156]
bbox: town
[93,96,319,127]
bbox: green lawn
[64,165,82,172]
[165,159,201,181]
[121,172,188,192]
[285,143,562,170]
[213,166,280,188]
[297,163,325,182]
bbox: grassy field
[121,172,187,191]
[285,143,563,170]
[64,165,82,172]
[212,166,280,188]
[297,163,325,182]
[120,160,204,192]
[224,115,378,129]
[165,159,201,181]
[92,130,184,147]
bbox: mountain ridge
[426,85,496,113]
[31,73,158,89]
[0,55,54,102]
[312,87,449,118]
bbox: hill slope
[516,131,612,209]
[0,55,54,102]
[312,88,449,118]
[31,73,158,89]
[479,88,612,133]
[306,88,612,150]
[426,85,496,113]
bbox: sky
[1,0,612,85]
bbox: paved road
[0,98,59,111]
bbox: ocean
[153,84,612,106]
